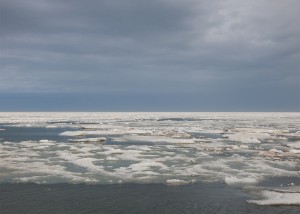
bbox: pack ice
[0,112,299,205]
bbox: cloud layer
[0,0,299,110]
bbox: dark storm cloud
[0,0,191,36]
[0,0,299,110]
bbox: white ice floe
[60,131,87,136]
[247,190,300,205]
[112,135,195,144]
[128,160,168,171]
[191,129,224,134]
[287,142,300,149]
[231,145,240,150]
[231,145,249,150]
[46,125,57,128]
[38,139,56,145]
[166,179,189,185]
[289,149,300,154]
[60,129,129,136]
[106,156,118,161]
[57,150,104,173]
[224,132,271,144]
[39,139,50,143]
[225,176,259,185]
[269,148,284,153]
[68,137,106,143]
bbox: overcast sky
[0,0,299,111]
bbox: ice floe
[224,132,272,144]
[248,189,300,205]
[225,176,259,185]
[166,179,189,185]
[289,149,300,154]
[287,142,300,149]
[111,135,196,144]
[46,125,58,128]
[68,137,106,143]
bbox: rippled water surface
[1,183,300,214]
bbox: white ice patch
[225,132,272,143]
[112,135,195,144]
[68,137,106,143]
[56,150,104,172]
[38,140,56,145]
[231,145,249,150]
[248,190,300,206]
[128,160,168,171]
[289,149,300,154]
[225,176,258,185]
[287,142,300,149]
[269,148,284,153]
[166,179,189,185]
[46,125,57,128]
[60,129,129,136]
[59,131,87,136]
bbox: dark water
[1,183,299,214]
[0,126,74,142]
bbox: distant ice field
[0,112,300,206]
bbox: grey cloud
[0,0,192,37]
[0,0,299,110]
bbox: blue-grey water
[1,183,300,214]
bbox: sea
[0,112,299,213]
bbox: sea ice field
[0,112,299,213]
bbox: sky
[0,0,299,111]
